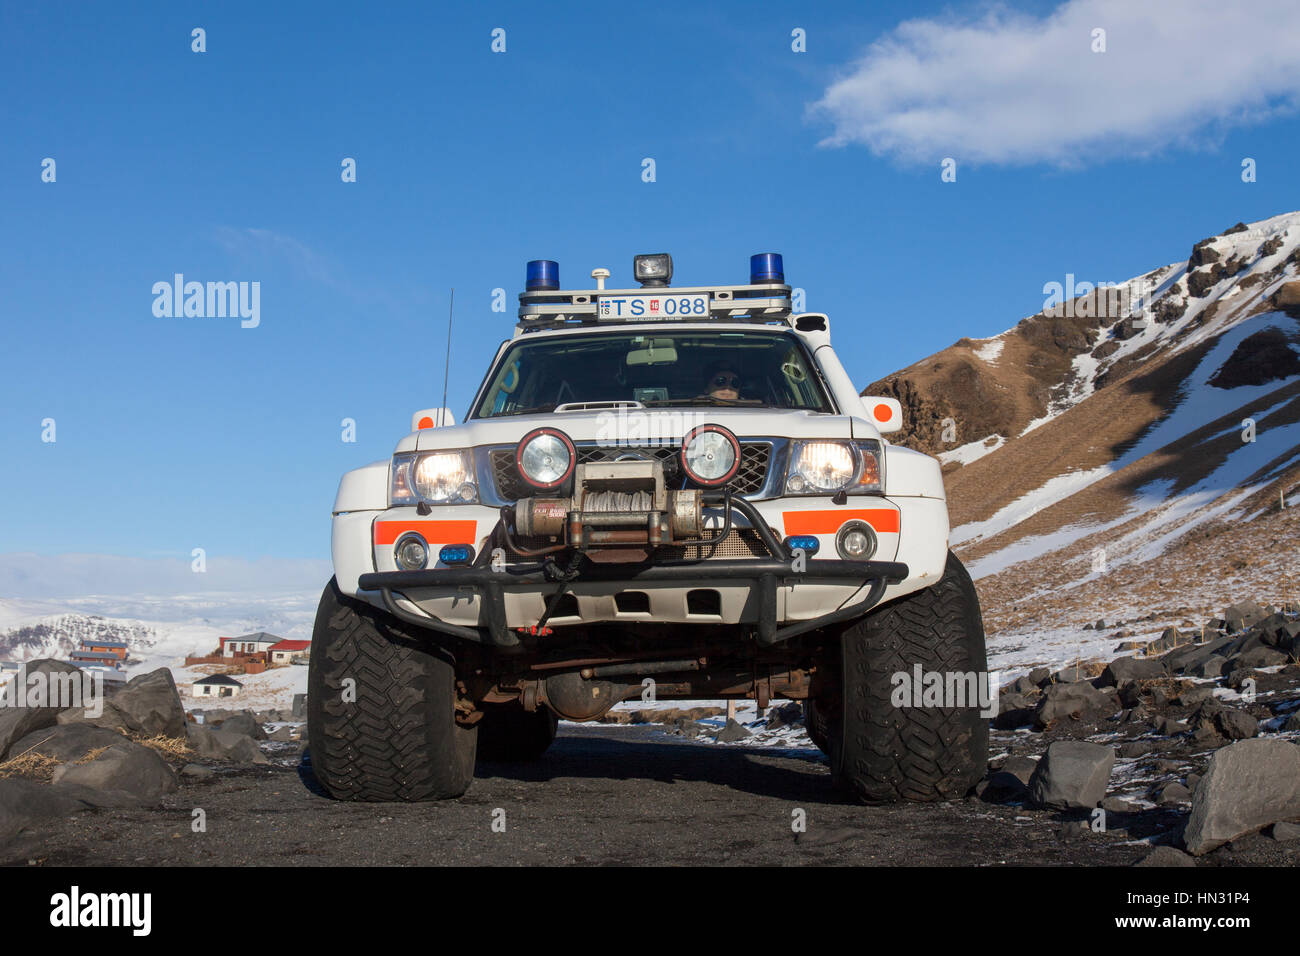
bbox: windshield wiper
[496,404,557,417]
[643,397,767,407]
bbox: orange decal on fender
[373,520,478,546]
[782,508,900,536]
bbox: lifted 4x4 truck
[308,253,989,803]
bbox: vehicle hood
[403,407,875,453]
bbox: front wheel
[307,578,477,801]
[827,551,989,803]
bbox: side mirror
[860,396,902,434]
[411,408,456,431]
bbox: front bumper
[358,555,909,650]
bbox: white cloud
[214,226,339,285]
[809,0,1300,166]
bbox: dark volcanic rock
[1209,328,1300,389]
[217,711,268,741]
[1184,739,1300,855]
[1135,846,1197,867]
[0,660,87,761]
[1100,656,1166,686]
[1223,602,1267,634]
[185,724,269,765]
[7,724,127,763]
[1270,279,1300,318]
[1214,709,1259,740]
[1035,682,1112,729]
[1028,741,1116,810]
[0,778,89,840]
[51,741,178,800]
[59,667,187,739]
[1188,238,1222,268]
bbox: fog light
[835,521,877,560]
[784,535,820,556]
[438,544,475,566]
[394,533,429,570]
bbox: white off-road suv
[308,254,988,803]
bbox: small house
[80,639,128,660]
[268,639,311,665]
[69,649,124,670]
[72,662,127,684]
[191,673,244,699]
[219,633,281,658]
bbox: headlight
[390,451,478,505]
[784,440,883,495]
[516,428,575,490]
[681,424,740,486]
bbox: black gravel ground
[2,723,1195,867]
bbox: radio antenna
[439,288,455,426]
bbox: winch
[512,459,703,552]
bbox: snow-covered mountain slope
[866,211,1300,643]
[0,591,318,672]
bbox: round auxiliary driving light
[394,532,429,571]
[516,428,575,490]
[681,425,741,487]
[835,520,878,561]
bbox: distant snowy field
[0,589,317,711]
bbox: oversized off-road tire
[802,698,830,755]
[827,551,989,803]
[475,703,559,762]
[307,578,477,801]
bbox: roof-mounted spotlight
[526,259,560,291]
[633,253,673,288]
[750,253,784,284]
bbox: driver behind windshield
[704,364,741,401]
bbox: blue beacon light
[749,253,784,284]
[526,259,560,291]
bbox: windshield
[472,330,833,418]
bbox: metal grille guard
[358,493,908,650]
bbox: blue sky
[2,0,1298,578]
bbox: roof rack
[517,282,793,331]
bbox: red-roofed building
[269,639,311,665]
[219,633,279,658]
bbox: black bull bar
[357,494,908,651]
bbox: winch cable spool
[582,489,653,513]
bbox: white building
[192,673,244,699]
[219,632,280,658]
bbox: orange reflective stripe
[782,508,900,535]
[373,520,478,546]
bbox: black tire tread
[832,551,989,803]
[307,578,476,801]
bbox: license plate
[597,293,710,321]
